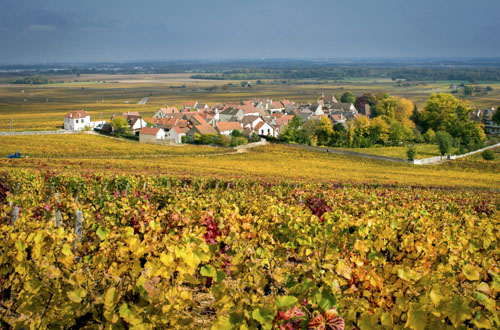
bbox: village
[62,92,499,146]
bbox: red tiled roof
[183,101,197,107]
[191,114,207,125]
[122,112,140,117]
[216,122,242,132]
[65,110,89,119]
[193,124,217,135]
[159,106,178,114]
[173,127,189,134]
[140,127,161,135]
[237,104,260,114]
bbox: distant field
[1,136,498,189]
[1,73,499,132]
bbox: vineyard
[0,171,499,329]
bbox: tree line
[280,93,488,156]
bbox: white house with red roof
[166,126,189,144]
[216,122,243,135]
[64,110,105,131]
[139,127,165,143]
[152,106,178,119]
[254,121,277,137]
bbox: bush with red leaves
[305,196,332,222]
[0,173,10,204]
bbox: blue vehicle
[7,151,23,159]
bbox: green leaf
[201,265,217,277]
[216,271,227,283]
[252,307,275,327]
[96,226,110,240]
[315,289,336,311]
[447,295,471,327]
[397,266,422,282]
[405,303,427,330]
[276,296,298,309]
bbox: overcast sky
[1,0,499,64]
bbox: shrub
[230,136,248,147]
[482,149,495,160]
[214,134,230,147]
[406,145,417,161]
[435,131,453,156]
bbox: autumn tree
[420,93,486,148]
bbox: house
[153,118,188,130]
[254,121,277,137]
[309,104,325,116]
[220,108,244,122]
[216,122,243,135]
[139,127,165,143]
[152,106,178,119]
[182,101,198,111]
[64,110,105,131]
[330,103,356,112]
[330,113,347,125]
[238,104,261,117]
[189,114,208,126]
[187,124,218,138]
[482,108,500,135]
[241,115,263,130]
[127,115,147,131]
[166,126,189,144]
[195,103,209,109]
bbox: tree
[423,128,436,144]
[435,131,453,156]
[111,116,130,135]
[419,93,485,148]
[315,116,334,146]
[463,86,473,97]
[407,145,417,161]
[340,92,356,104]
[373,96,414,128]
[493,107,500,125]
[279,115,303,143]
[369,116,390,144]
[388,122,414,145]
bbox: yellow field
[339,144,453,159]
[1,74,500,131]
[1,134,498,189]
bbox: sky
[0,0,499,64]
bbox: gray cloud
[27,24,57,32]
[0,0,499,63]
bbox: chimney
[70,113,73,118]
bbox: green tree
[279,115,303,142]
[340,92,356,104]
[493,107,500,125]
[463,86,473,97]
[435,131,453,156]
[419,93,485,147]
[111,116,130,135]
[388,122,414,145]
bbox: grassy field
[1,134,499,189]
[339,144,457,159]
[1,73,499,131]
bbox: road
[137,97,149,105]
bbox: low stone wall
[282,142,500,165]
[235,139,267,150]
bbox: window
[76,119,79,123]
[268,129,270,135]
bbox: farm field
[339,144,449,159]
[1,134,499,189]
[0,171,498,329]
[1,73,500,131]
